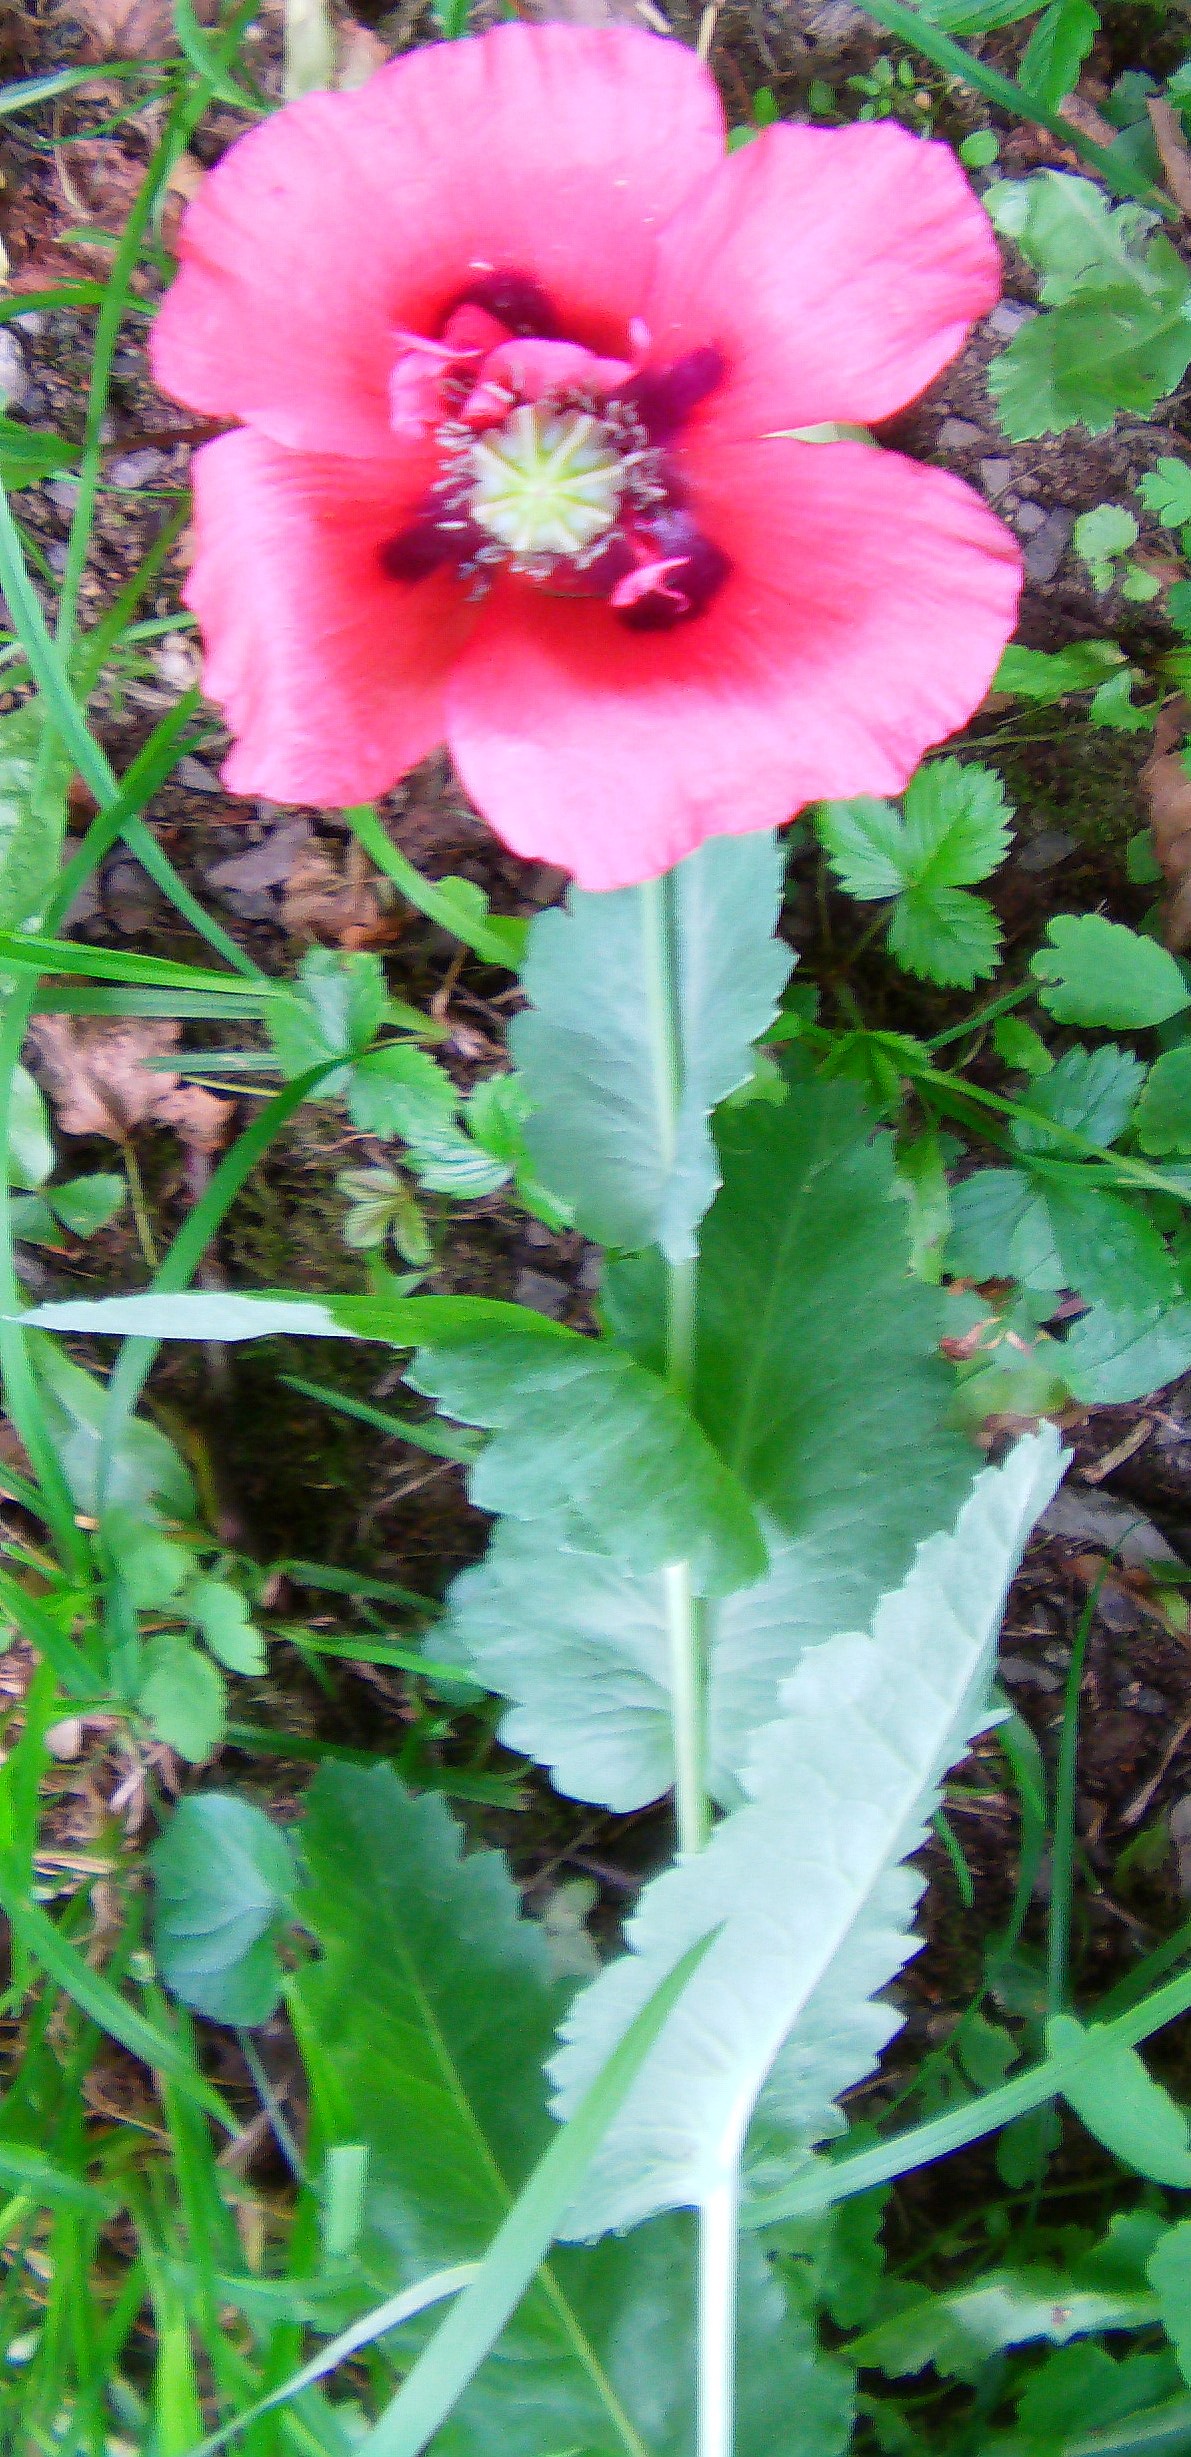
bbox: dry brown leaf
[1059,89,1119,149]
[68,0,217,57]
[334,19,387,85]
[281,838,384,945]
[1149,95,1191,219]
[1141,698,1191,949]
[27,1016,232,1152]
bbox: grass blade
[0,1868,236,2130]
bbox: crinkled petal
[187,431,474,806]
[445,440,1021,891]
[152,24,725,458]
[642,120,1001,442]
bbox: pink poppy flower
[153,23,1020,893]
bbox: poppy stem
[640,866,733,2457]
[639,870,708,1853]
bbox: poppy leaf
[549,1433,1063,2240]
[447,1080,975,1809]
[287,1764,848,2457]
[510,831,793,1265]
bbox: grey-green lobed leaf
[22,1290,765,1596]
[446,1079,975,1812]
[510,832,792,1265]
[289,1765,850,2457]
[549,1430,1065,2240]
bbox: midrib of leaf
[715,1163,810,1487]
[388,1920,651,2457]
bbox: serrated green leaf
[1018,0,1097,109]
[1032,916,1191,1027]
[1075,502,1140,587]
[1012,2343,1183,2448]
[1011,0,1095,112]
[138,1636,226,1763]
[290,1766,849,2457]
[1141,457,1191,527]
[887,885,1002,987]
[1090,667,1155,732]
[989,249,1191,440]
[1012,1043,1145,1152]
[1050,2013,1191,2185]
[7,1060,53,1188]
[995,640,1124,701]
[816,798,906,899]
[987,173,1161,306]
[1137,1047,1191,1152]
[404,1125,512,1198]
[901,759,1013,887]
[1061,1297,1191,1403]
[185,1577,264,1675]
[1044,1181,1178,1312]
[995,1017,1054,1074]
[948,1169,1064,1290]
[821,766,1009,982]
[449,1082,974,1811]
[550,1435,1064,2238]
[152,1793,297,2025]
[510,834,792,1264]
[269,948,388,1090]
[348,1044,458,1141]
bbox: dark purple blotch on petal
[615,347,725,442]
[380,508,488,583]
[614,506,731,632]
[452,270,558,337]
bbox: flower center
[466,403,625,559]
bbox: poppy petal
[643,120,1002,442]
[187,430,474,806]
[445,440,1021,891]
[151,24,725,459]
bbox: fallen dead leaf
[27,1015,232,1153]
[1059,89,1120,149]
[1141,698,1191,948]
[281,835,384,945]
[334,19,388,85]
[1149,95,1191,219]
[67,0,217,58]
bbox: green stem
[640,869,727,2457]
[640,873,707,1853]
[1047,1576,1100,2019]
